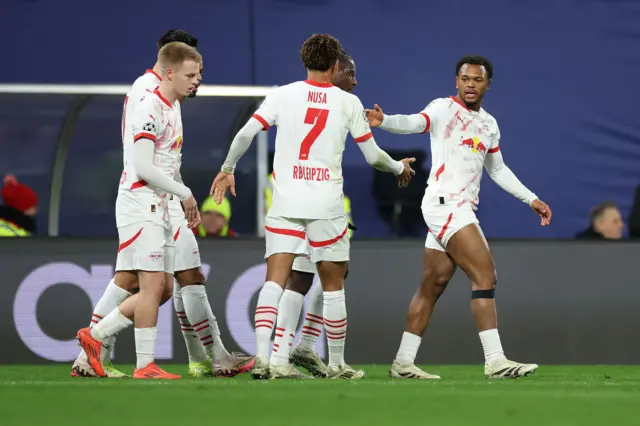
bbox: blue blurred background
[1,0,639,239]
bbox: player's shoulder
[135,91,162,114]
[128,72,160,97]
[423,96,454,111]
[480,108,499,128]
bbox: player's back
[263,80,368,220]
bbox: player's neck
[306,70,333,85]
[455,94,482,112]
[157,82,178,105]
[152,63,163,80]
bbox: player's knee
[473,269,497,291]
[421,264,455,291]
[175,268,206,287]
[114,271,139,293]
[286,271,314,295]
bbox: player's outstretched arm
[357,137,416,187]
[484,148,552,225]
[365,104,428,134]
[220,118,264,174]
[210,118,263,204]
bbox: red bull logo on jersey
[169,136,183,152]
[459,136,487,154]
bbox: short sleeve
[252,90,280,130]
[488,124,500,154]
[348,96,373,143]
[131,100,161,143]
[420,98,449,135]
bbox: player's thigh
[172,220,203,281]
[445,223,495,287]
[116,222,168,274]
[421,246,457,289]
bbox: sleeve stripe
[133,132,157,143]
[488,146,500,154]
[419,112,431,133]
[354,132,373,143]
[252,114,270,130]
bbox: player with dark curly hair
[211,34,416,380]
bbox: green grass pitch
[0,365,638,426]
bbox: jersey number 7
[299,108,329,160]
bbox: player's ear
[165,67,174,81]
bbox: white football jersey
[254,80,372,219]
[422,96,500,210]
[116,84,183,227]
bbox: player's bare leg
[316,260,363,380]
[446,224,538,378]
[391,248,453,379]
[72,271,136,378]
[175,268,254,377]
[130,271,180,379]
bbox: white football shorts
[422,196,480,252]
[265,214,350,263]
[115,221,175,273]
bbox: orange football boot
[76,327,106,377]
[133,362,181,380]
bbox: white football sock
[181,285,215,360]
[255,281,284,360]
[90,308,133,342]
[135,327,157,369]
[204,301,230,360]
[323,289,347,367]
[173,283,208,363]
[479,328,506,364]
[77,278,131,362]
[270,289,304,366]
[395,331,422,365]
[299,283,324,351]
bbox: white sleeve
[132,141,192,200]
[357,137,404,175]
[221,118,264,173]
[130,103,191,200]
[251,90,280,130]
[347,96,403,174]
[379,113,429,134]
[484,144,537,205]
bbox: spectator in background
[193,195,238,238]
[575,201,624,240]
[0,175,38,237]
[628,184,640,239]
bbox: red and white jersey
[116,83,183,227]
[423,96,500,210]
[254,80,372,219]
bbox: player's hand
[210,171,236,204]
[397,157,416,188]
[365,104,384,128]
[531,199,552,226]
[187,209,201,229]
[182,195,200,228]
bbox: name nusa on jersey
[116,86,183,227]
[423,96,500,210]
[253,80,372,220]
